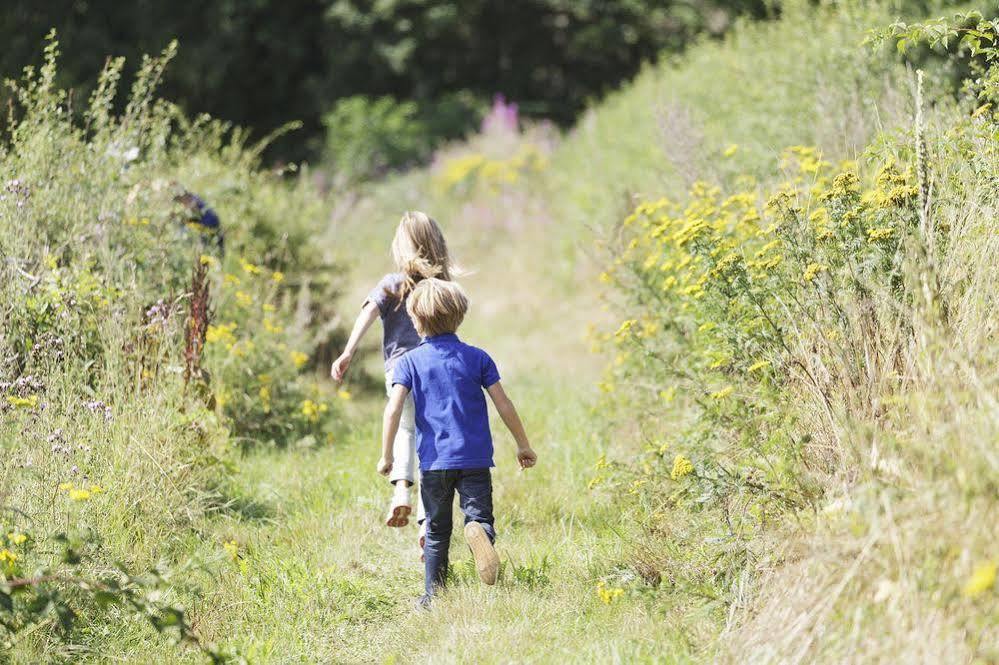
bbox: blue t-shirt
[392,333,501,471]
[366,273,422,372]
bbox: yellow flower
[69,488,91,501]
[710,386,734,400]
[224,273,242,286]
[747,360,770,373]
[7,533,27,545]
[659,387,676,403]
[235,290,253,307]
[290,350,309,368]
[223,539,240,561]
[89,484,104,494]
[962,561,996,598]
[206,322,238,345]
[301,399,328,423]
[803,262,827,283]
[259,386,271,412]
[596,580,624,604]
[0,549,17,563]
[199,254,216,267]
[6,394,39,409]
[867,227,894,242]
[58,482,74,491]
[722,144,739,158]
[240,258,262,275]
[263,318,284,334]
[262,303,276,313]
[594,454,609,470]
[338,389,352,401]
[271,271,285,283]
[598,271,612,284]
[614,319,636,339]
[670,455,694,480]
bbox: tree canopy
[1,0,771,162]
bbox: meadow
[1,2,997,663]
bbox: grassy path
[169,186,714,662]
[190,373,699,663]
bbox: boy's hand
[517,446,537,470]
[330,351,353,384]
[376,456,393,476]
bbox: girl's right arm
[331,301,380,383]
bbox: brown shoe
[464,522,499,585]
[385,484,411,527]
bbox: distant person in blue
[173,186,224,253]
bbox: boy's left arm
[486,382,537,469]
[379,384,409,475]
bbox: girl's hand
[377,456,393,476]
[517,446,537,470]
[330,351,353,383]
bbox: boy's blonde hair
[406,278,468,338]
[390,211,452,304]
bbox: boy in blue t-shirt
[379,278,537,606]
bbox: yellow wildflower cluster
[6,394,39,409]
[962,560,996,598]
[290,350,309,369]
[670,455,694,480]
[301,399,328,423]
[596,580,624,604]
[239,258,262,275]
[223,539,240,561]
[59,482,105,502]
[802,262,828,283]
[235,290,253,307]
[0,548,18,576]
[206,322,238,345]
[435,143,547,195]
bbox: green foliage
[324,96,427,181]
[0,36,346,659]
[0,0,774,161]
[872,9,999,104]
[0,525,224,661]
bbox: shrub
[0,35,346,658]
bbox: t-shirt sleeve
[480,351,501,388]
[392,355,414,389]
[364,274,397,315]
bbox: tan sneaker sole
[464,522,499,585]
[385,504,411,528]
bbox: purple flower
[481,94,519,135]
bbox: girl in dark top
[331,211,454,552]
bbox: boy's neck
[425,332,459,343]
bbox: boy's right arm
[486,382,537,469]
[331,301,380,383]
[378,383,409,475]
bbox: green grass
[178,377,705,663]
[4,1,997,662]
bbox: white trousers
[386,372,425,522]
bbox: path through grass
[191,372,700,663]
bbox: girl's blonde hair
[389,211,452,304]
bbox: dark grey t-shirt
[366,273,422,371]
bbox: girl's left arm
[331,301,380,383]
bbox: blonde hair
[389,211,452,305]
[406,278,468,338]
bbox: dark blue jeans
[420,468,496,597]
